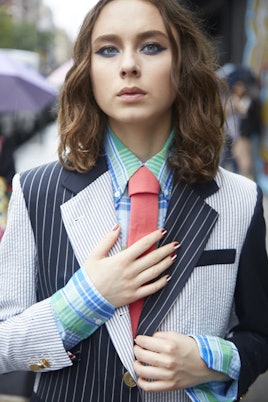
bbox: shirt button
[94,318,103,325]
[114,190,120,198]
[123,372,137,388]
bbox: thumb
[90,223,121,260]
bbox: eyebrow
[92,30,169,46]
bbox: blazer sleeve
[0,174,72,373]
[229,186,268,397]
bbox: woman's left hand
[133,332,228,392]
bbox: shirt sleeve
[50,267,115,350]
[185,335,240,402]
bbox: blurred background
[0,0,268,401]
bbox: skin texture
[86,0,229,391]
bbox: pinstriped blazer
[0,156,268,402]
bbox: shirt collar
[104,127,173,201]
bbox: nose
[119,51,141,78]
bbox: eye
[95,46,119,57]
[141,42,166,55]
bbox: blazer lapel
[137,180,219,336]
[60,159,135,377]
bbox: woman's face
[90,0,177,130]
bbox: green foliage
[0,8,13,48]
[0,7,54,52]
[12,22,38,50]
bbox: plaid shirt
[104,128,173,247]
[51,129,240,401]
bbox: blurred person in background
[0,1,268,402]
[231,80,262,179]
[221,69,262,179]
[222,80,251,175]
[238,82,262,179]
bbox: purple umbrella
[0,51,58,113]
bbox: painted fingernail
[170,253,177,261]
[166,275,171,282]
[112,223,119,231]
[174,242,180,250]
[161,228,167,236]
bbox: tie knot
[128,166,160,197]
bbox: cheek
[90,70,106,104]
[151,60,172,84]
[157,68,175,99]
[92,86,107,109]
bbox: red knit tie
[127,166,160,337]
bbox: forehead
[91,0,167,40]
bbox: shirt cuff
[186,335,240,402]
[50,267,115,349]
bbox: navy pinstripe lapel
[62,155,108,194]
[137,181,219,336]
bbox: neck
[109,120,172,162]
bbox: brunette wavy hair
[58,0,226,184]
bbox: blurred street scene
[1,0,268,400]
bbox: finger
[153,331,175,340]
[90,224,121,259]
[134,255,174,288]
[134,274,170,300]
[137,375,172,392]
[134,341,176,372]
[135,334,167,353]
[134,242,178,276]
[134,359,168,380]
[134,344,163,368]
[125,229,167,259]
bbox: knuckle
[165,342,177,355]
[139,379,152,392]
[149,265,158,279]
[150,252,161,266]
[165,357,177,370]
[152,279,163,293]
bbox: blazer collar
[61,155,108,194]
[60,152,219,199]
[191,177,219,199]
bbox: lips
[117,87,146,96]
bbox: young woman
[1,1,268,401]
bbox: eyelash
[96,46,119,57]
[142,42,166,54]
[95,42,166,57]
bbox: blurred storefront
[186,0,247,65]
[189,0,268,191]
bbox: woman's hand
[84,226,178,307]
[134,332,229,391]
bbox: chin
[112,113,154,125]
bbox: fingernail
[170,253,177,261]
[161,228,167,236]
[174,242,180,250]
[166,275,171,282]
[112,223,119,231]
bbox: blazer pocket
[197,249,236,266]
